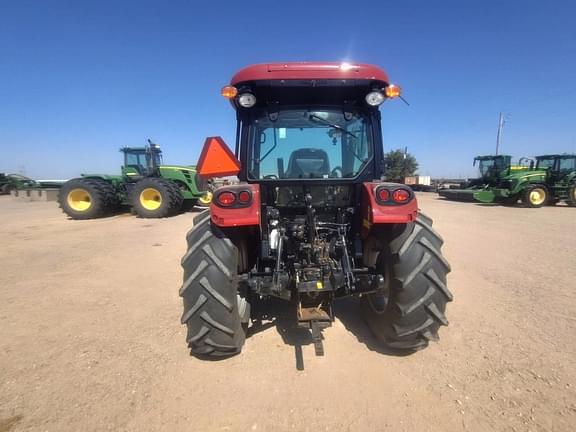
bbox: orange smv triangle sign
[196,136,241,178]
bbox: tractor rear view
[180,62,453,359]
[59,140,211,219]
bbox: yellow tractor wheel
[67,188,92,212]
[522,185,548,208]
[59,178,117,219]
[131,178,183,218]
[567,185,576,207]
[139,188,162,211]
[198,191,213,206]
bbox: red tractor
[180,63,452,358]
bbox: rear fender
[361,182,418,237]
[210,184,260,227]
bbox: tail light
[374,185,413,205]
[377,188,390,202]
[217,191,236,206]
[238,190,251,203]
[392,189,411,203]
[214,188,253,208]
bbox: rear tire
[59,178,117,220]
[566,184,576,207]
[131,178,183,218]
[522,185,548,208]
[361,213,452,352]
[180,211,248,358]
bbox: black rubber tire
[566,184,576,207]
[58,178,118,220]
[131,178,183,218]
[180,211,248,358]
[499,195,519,206]
[1,183,13,195]
[361,213,453,352]
[521,185,548,208]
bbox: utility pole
[496,112,510,155]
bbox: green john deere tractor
[59,140,212,219]
[438,155,521,201]
[474,154,576,207]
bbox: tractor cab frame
[121,140,163,180]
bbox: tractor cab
[121,140,163,181]
[473,155,512,182]
[536,154,576,181]
[226,64,397,187]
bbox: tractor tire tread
[131,178,183,218]
[180,217,245,358]
[58,177,118,219]
[362,212,452,353]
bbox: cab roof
[536,154,576,159]
[231,62,390,86]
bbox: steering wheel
[264,174,278,180]
[331,166,343,178]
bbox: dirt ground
[0,193,575,432]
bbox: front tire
[499,195,519,206]
[59,178,117,220]
[1,183,13,195]
[180,211,247,358]
[131,178,183,218]
[361,213,453,352]
[197,191,213,207]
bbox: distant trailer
[404,175,431,186]
[405,175,435,191]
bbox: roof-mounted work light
[238,93,257,108]
[365,91,385,106]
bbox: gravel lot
[1,193,575,432]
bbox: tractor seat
[285,148,330,178]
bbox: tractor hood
[500,168,547,182]
[159,165,197,172]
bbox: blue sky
[1,0,575,179]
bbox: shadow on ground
[247,297,407,369]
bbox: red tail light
[374,185,413,205]
[238,190,251,203]
[377,188,390,202]
[392,189,411,203]
[214,188,253,208]
[217,191,236,206]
